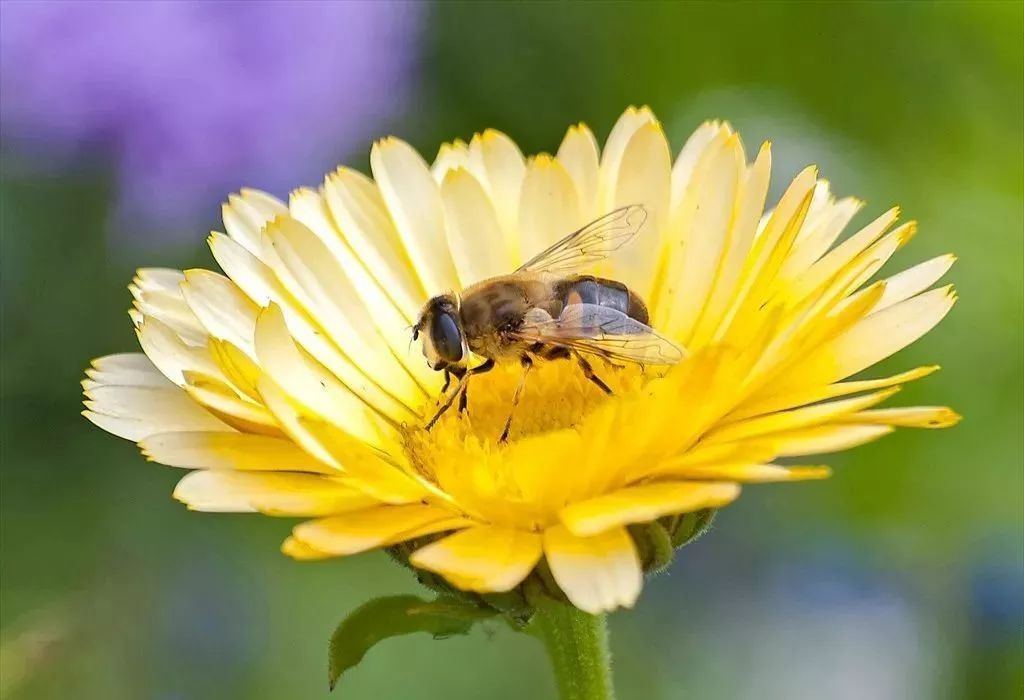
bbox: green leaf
[328,595,496,691]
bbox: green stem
[532,596,616,700]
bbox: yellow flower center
[402,360,652,529]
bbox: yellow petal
[559,481,740,537]
[518,154,582,264]
[181,270,259,356]
[873,254,956,313]
[410,527,543,593]
[298,416,434,504]
[83,383,231,442]
[671,463,832,483]
[181,373,283,436]
[440,168,508,285]
[556,123,600,219]
[609,120,671,299]
[317,173,425,322]
[292,505,471,555]
[467,129,526,264]
[597,106,656,210]
[769,423,894,457]
[841,406,961,429]
[661,132,742,340]
[543,524,642,614]
[253,304,402,448]
[136,316,219,386]
[262,215,425,409]
[174,471,376,516]
[669,120,729,213]
[705,388,900,445]
[291,186,441,394]
[370,137,460,294]
[140,431,332,473]
[688,141,772,348]
[736,365,940,422]
[281,535,334,561]
[816,286,957,383]
[85,353,170,388]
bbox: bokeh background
[2,2,1021,698]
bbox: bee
[412,204,683,441]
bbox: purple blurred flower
[0,0,422,246]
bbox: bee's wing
[516,204,648,274]
[513,303,684,366]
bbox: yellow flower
[83,107,958,615]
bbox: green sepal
[628,521,675,574]
[664,508,717,548]
[327,594,496,691]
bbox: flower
[82,107,958,615]
[0,0,421,244]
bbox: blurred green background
[2,2,1021,698]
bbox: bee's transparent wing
[514,303,684,365]
[516,204,648,274]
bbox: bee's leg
[576,353,613,395]
[425,375,467,432]
[499,355,533,443]
[459,358,494,414]
[441,368,452,393]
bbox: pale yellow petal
[518,154,582,264]
[83,384,230,442]
[811,286,957,384]
[136,317,219,386]
[174,471,375,516]
[669,120,729,213]
[290,187,442,394]
[262,215,425,407]
[467,129,526,264]
[608,120,671,298]
[559,482,740,537]
[556,123,601,219]
[597,106,656,210]
[318,172,426,321]
[661,133,743,341]
[410,527,543,593]
[370,137,460,294]
[140,431,332,472]
[543,524,642,614]
[873,254,956,313]
[440,167,508,285]
[181,270,259,356]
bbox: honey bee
[412,204,683,441]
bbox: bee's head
[412,294,467,371]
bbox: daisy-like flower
[83,107,957,621]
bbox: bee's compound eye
[430,311,464,364]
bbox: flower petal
[140,431,333,473]
[292,505,471,556]
[173,471,376,516]
[370,137,460,294]
[440,168,508,285]
[410,527,543,593]
[556,123,600,219]
[560,482,741,537]
[608,120,671,299]
[841,406,961,429]
[543,524,641,614]
[518,154,582,264]
[769,424,894,457]
[467,129,526,264]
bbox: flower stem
[532,596,616,700]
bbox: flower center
[401,359,648,523]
